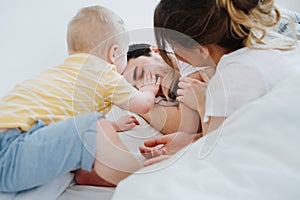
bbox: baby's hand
[137,72,161,96]
[112,115,140,132]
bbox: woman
[140,0,300,165]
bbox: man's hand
[139,132,201,166]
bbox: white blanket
[112,73,300,200]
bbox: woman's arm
[176,72,227,135]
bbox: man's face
[122,53,171,87]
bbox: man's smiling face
[122,53,171,88]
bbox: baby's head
[67,6,129,73]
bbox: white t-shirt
[204,46,300,122]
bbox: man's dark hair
[127,44,152,61]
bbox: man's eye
[139,69,145,79]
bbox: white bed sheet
[0,173,73,200]
[58,185,115,200]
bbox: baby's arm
[118,73,160,115]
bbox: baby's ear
[107,45,119,64]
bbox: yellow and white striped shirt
[0,53,138,132]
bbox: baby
[0,6,159,192]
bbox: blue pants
[0,112,104,192]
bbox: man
[124,43,215,134]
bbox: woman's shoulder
[215,45,300,86]
[218,47,296,69]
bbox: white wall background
[0,0,299,97]
[276,0,300,13]
[0,0,160,97]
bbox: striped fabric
[0,53,138,131]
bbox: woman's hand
[112,115,140,132]
[139,132,201,166]
[177,71,209,112]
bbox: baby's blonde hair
[67,6,128,56]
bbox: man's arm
[140,103,200,135]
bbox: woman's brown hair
[161,69,180,102]
[154,0,295,68]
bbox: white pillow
[112,73,300,200]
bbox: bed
[1,71,300,200]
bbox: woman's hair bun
[232,0,259,13]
